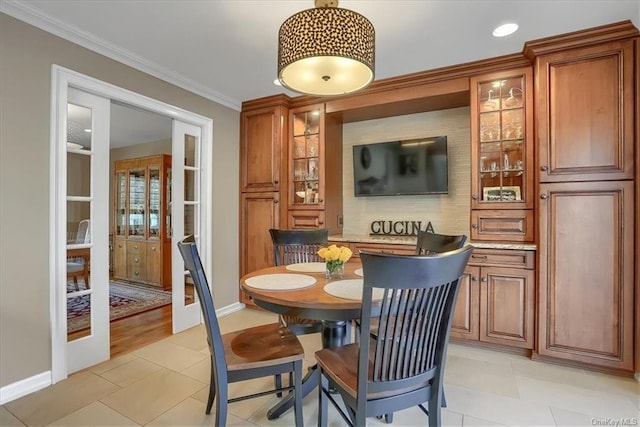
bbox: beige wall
[0,14,240,387]
[342,107,471,236]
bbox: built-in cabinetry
[240,21,639,375]
[452,248,535,349]
[113,154,171,290]
[470,68,534,242]
[287,104,343,231]
[239,99,288,305]
[525,24,637,373]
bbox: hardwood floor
[109,304,173,358]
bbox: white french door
[65,88,110,373]
[171,121,204,332]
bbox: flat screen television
[353,136,448,196]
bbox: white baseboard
[216,302,245,318]
[0,371,51,405]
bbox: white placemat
[285,262,326,273]
[323,279,385,301]
[245,274,317,291]
[354,268,363,277]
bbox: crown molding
[0,1,242,111]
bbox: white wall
[342,107,471,236]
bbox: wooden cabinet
[525,22,637,373]
[470,68,534,241]
[532,40,635,183]
[287,104,343,233]
[470,68,534,242]
[348,242,415,258]
[240,104,286,193]
[451,248,535,350]
[537,180,634,371]
[113,154,171,289]
[239,99,289,305]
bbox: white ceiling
[3,1,639,145]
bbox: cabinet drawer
[127,254,146,281]
[288,210,325,229]
[468,248,534,269]
[127,240,146,254]
[471,210,533,242]
[350,242,415,258]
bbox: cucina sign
[369,220,434,236]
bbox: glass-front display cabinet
[289,106,324,208]
[113,154,172,288]
[471,68,533,210]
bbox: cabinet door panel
[240,192,279,276]
[538,181,634,370]
[113,238,127,279]
[537,41,634,182]
[480,267,534,349]
[451,266,480,341]
[146,242,162,285]
[240,106,285,192]
[287,210,325,229]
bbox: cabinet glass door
[292,109,320,205]
[115,171,126,236]
[128,168,145,237]
[148,165,161,239]
[477,75,526,205]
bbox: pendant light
[277,0,375,96]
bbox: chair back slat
[360,247,473,396]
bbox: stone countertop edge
[328,234,537,251]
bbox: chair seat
[66,262,84,273]
[224,323,304,371]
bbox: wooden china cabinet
[113,154,172,290]
[448,67,536,351]
[525,22,637,372]
[470,67,534,242]
[286,104,343,231]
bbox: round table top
[240,263,364,320]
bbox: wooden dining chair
[416,230,467,255]
[316,247,473,427]
[177,235,305,427]
[269,228,328,336]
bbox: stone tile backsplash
[342,107,471,237]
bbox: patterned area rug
[67,281,172,333]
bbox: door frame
[50,65,213,383]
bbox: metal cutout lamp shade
[278,1,375,96]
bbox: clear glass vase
[325,261,344,280]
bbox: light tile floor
[2,309,638,426]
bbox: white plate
[354,268,363,277]
[285,262,326,273]
[323,279,385,301]
[245,273,316,291]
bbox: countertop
[329,234,537,251]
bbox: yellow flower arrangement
[318,245,352,278]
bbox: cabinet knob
[318,220,324,225]
[134,245,139,249]
[540,194,548,200]
[471,195,478,200]
[274,180,279,184]
[134,271,140,276]
[134,258,139,263]
[472,223,478,229]
[118,244,123,248]
[540,165,548,171]
[274,199,279,204]
[471,276,478,282]
[481,277,488,283]
[151,246,156,251]
[319,198,324,203]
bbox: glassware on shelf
[503,87,523,109]
[483,89,497,111]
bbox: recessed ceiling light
[493,23,519,37]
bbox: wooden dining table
[240,261,365,420]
